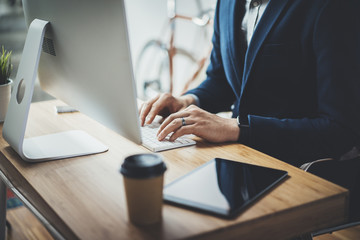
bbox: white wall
[125,0,167,67]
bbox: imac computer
[3,0,195,162]
[3,0,141,162]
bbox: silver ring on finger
[181,117,186,127]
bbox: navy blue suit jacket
[187,0,360,165]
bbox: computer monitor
[3,0,142,162]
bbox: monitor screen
[22,0,141,144]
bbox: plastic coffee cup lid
[120,153,167,179]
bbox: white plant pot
[0,79,13,122]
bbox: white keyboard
[141,122,196,152]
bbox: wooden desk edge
[191,192,348,240]
[0,150,77,240]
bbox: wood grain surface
[0,100,348,240]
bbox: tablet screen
[163,158,288,218]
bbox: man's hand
[157,105,240,143]
[139,93,196,126]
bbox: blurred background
[0,0,53,102]
[0,0,216,102]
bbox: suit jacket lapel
[227,0,246,98]
[240,0,290,97]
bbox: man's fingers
[157,118,182,140]
[139,95,160,126]
[157,111,187,135]
[157,117,193,141]
[169,125,193,141]
[145,101,167,125]
[139,102,152,126]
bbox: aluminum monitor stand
[2,19,108,162]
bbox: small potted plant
[0,46,13,122]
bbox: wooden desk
[0,100,348,240]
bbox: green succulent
[0,46,13,85]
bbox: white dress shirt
[242,0,269,46]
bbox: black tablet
[163,158,288,218]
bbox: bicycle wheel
[135,40,171,100]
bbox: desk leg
[0,179,6,240]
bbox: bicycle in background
[135,0,215,100]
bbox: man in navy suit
[140,0,360,166]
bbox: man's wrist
[236,116,250,144]
[181,94,200,107]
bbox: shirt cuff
[185,93,200,107]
